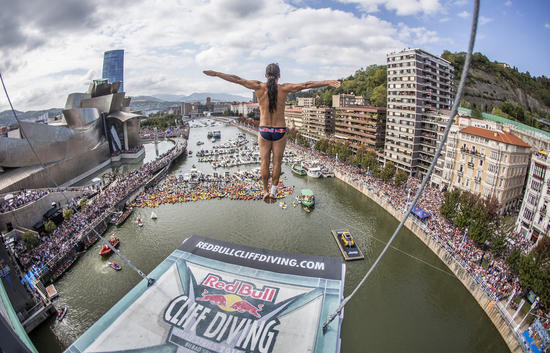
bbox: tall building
[252,91,258,103]
[384,48,454,178]
[332,94,365,107]
[301,106,334,143]
[440,126,530,214]
[515,151,550,242]
[297,97,315,107]
[284,107,304,130]
[102,49,124,92]
[334,105,386,152]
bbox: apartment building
[284,106,304,130]
[332,94,365,108]
[384,48,454,178]
[516,151,550,241]
[297,97,316,107]
[231,103,259,116]
[301,106,334,143]
[441,126,530,214]
[333,106,386,152]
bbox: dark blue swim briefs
[259,126,286,141]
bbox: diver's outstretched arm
[203,70,262,90]
[280,80,341,93]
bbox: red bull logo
[196,290,264,318]
[201,274,278,303]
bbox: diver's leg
[258,133,272,200]
[270,134,287,197]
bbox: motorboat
[137,218,143,227]
[291,163,307,176]
[115,207,133,227]
[151,211,157,220]
[57,306,67,321]
[99,235,120,256]
[300,189,315,208]
[305,165,322,178]
[108,262,121,271]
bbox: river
[29,120,509,352]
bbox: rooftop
[459,126,530,148]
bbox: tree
[22,231,38,250]
[488,227,508,258]
[440,188,461,220]
[63,208,74,221]
[370,85,387,107]
[518,237,550,307]
[45,220,56,234]
[394,170,408,187]
[506,248,521,276]
[381,161,396,182]
[79,197,88,209]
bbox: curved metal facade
[0,120,105,167]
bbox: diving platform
[331,229,365,261]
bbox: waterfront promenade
[235,122,545,352]
[10,139,187,284]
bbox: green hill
[292,51,550,132]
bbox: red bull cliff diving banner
[65,235,346,353]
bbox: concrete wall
[335,171,524,353]
[0,190,84,232]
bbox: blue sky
[0,0,548,111]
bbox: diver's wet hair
[266,63,280,113]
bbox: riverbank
[335,171,523,353]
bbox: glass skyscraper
[102,49,124,92]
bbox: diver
[203,64,340,200]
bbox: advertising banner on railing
[66,235,346,353]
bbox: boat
[99,235,120,256]
[196,141,204,145]
[291,163,307,176]
[57,306,67,321]
[331,229,365,261]
[212,131,221,140]
[137,218,143,227]
[305,165,322,178]
[188,150,193,155]
[207,131,213,139]
[151,211,157,220]
[115,207,133,227]
[300,189,315,208]
[108,262,121,271]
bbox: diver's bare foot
[263,192,270,201]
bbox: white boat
[151,212,157,220]
[305,165,322,178]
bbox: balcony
[460,147,484,159]
[468,162,474,168]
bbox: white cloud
[545,23,550,29]
[453,0,468,6]
[439,17,450,23]
[457,10,470,18]
[504,0,512,6]
[479,16,494,25]
[336,0,443,16]
[1,0,443,111]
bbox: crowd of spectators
[288,141,549,327]
[12,141,186,276]
[1,188,82,214]
[139,126,189,139]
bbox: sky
[0,0,549,112]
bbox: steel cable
[322,0,480,333]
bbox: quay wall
[0,190,85,233]
[334,171,523,353]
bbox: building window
[533,163,546,180]
[490,151,499,160]
[532,180,542,192]
[523,208,534,221]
